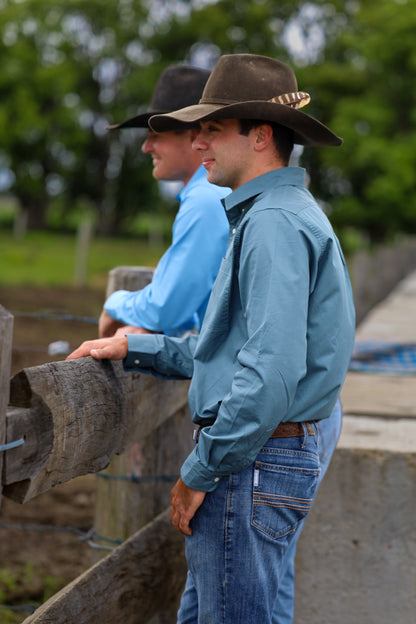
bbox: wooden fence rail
[22,508,187,624]
[4,359,189,504]
[2,362,189,623]
[0,271,191,623]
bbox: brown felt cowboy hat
[149,54,342,147]
[108,65,211,129]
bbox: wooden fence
[0,268,193,624]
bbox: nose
[192,129,207,151]
[141,136,153,153]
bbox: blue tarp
[349,341,416,375]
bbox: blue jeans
[272,400,342,623]
[177,402,342,624]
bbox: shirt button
[214,477,220,482]
[134,359,140,365]
[232,228,236,234]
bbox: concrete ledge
[295,449,416,624]
[294,269,416,623]
[339,415,416,452]
[341,374,416,418]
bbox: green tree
[2,0,413,243]
[0,0,346,234]
[1,0,345,234]
[296,0,416,243]
[0,0,163,232]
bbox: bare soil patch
[0,285,106,621]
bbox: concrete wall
[294,271,416,624]
[348,236,416,324]
[295,449,416,624]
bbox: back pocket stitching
[251,461,319,539]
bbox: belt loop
[312,420,319,450]
[301,422,308,448]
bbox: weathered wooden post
[3,350,190,623]
[0,305,14,507]
[74,215,94,287]
[93,267,193,622]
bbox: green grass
[0,563,65,623]
[0,230,168,289]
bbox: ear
[253,124,273,152]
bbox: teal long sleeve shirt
[124,167,356,492]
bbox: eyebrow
[202,119,225,128]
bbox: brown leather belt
[194,420,314,443]
[270,421,315,437]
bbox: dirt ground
[0,285,106,621]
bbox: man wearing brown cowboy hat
[99,65,229,339]
[68,54,355,623]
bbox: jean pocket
[251,454,320,540]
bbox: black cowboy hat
[109,65,211,129]
[149,54,342,147]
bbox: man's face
[192,119,253,191]
[142,129,200,184]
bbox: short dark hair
[238,119,294,165]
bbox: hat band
[200,91,311,110]
[269,91,311,109]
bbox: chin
[152,168,164,180]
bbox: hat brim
[107,109,167,130]
[149,101,342,147]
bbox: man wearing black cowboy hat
[99,65,229,339]
[68,54,355,624]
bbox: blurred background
[2,0,416,378]
[1,1,416,620]
[1,0,416,288]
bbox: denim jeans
[177,402,342,624]
[272,400,342,623]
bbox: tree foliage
[0,0,163,232]
[0,0,415,243]
[296,0,416,242]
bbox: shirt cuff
[123,333,191,380]
[123,334,162,374]
[180,448,223,492]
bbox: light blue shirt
[124,167,356,491]
[105,165,229,335]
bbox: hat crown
[200,54,298,105]
[148,54,342,147]
[151,65,211,113]
[110,65,210,129]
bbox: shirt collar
[222,167,306,222]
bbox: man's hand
[113,325,155,337]
[99,309,125,338]
[170,478,206,536]
[66,336,128,361]
[99,310,155,338]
